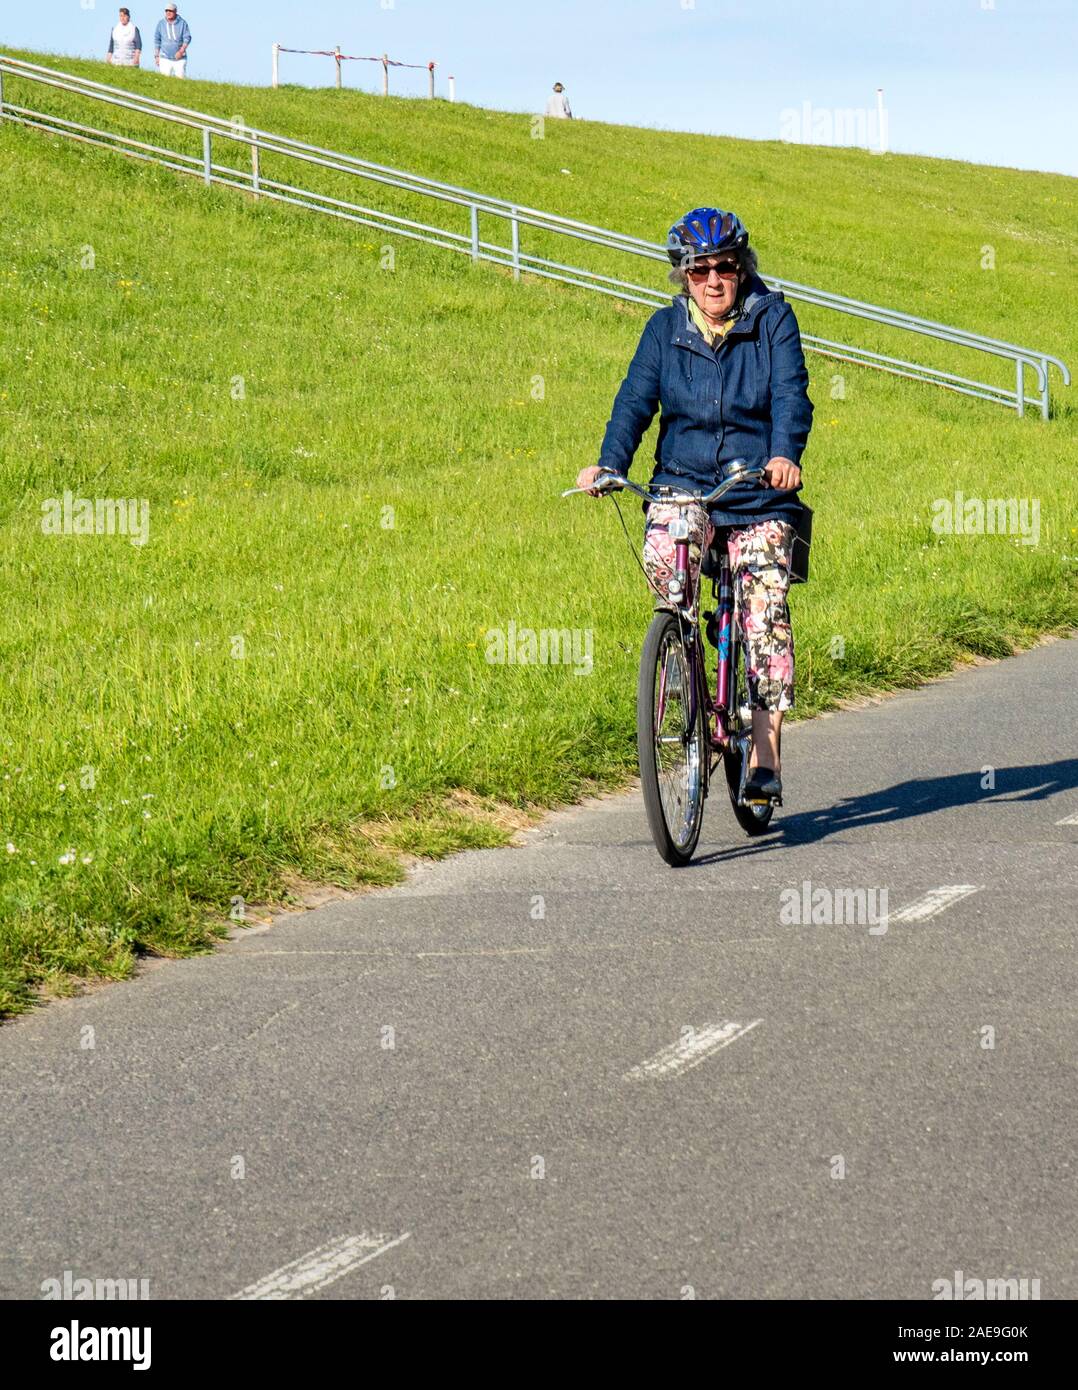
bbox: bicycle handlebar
[561,458,766,506]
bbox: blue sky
[2,0,1075,175]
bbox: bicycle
[563,459,780,865]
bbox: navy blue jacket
[597,279,813,526]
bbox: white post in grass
[271,42,279,89]
[448,74,456,102]
[335,46,342,89]
[876,87,888,153]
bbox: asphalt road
[2,639,1075,1301]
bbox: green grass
[0,49,1075,1016]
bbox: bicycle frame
[710,550,740,749]
[563,465,764,732]
[561,459,773,854]
[666,524,769,831]
[656,508,745,763]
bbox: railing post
[428,62,435,99]
[335,46,342,90]
[1,53,1064,426]
[1037,359,1049,420]
[271,42,279,89]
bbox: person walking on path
[545,82,573,118]
[154,5,191,77]
[106,9,142,66]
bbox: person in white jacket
[545,82,573,119]
[106,9,142,67]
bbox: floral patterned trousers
[643,504,796,711]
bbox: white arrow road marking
[625,1018,762,1082]
[230,1231,411,1300]
[1055,811,1078,826]
[889,884,981,923]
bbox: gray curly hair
[668,243,759,294]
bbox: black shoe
[743,766,782,803]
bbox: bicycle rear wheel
[637,610,706,865]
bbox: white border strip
[231,1231,411,1300]
[625,1018,762,1082]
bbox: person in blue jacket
[154,5,191,78]
[576,207,813,803]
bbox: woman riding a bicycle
[576,206,813,804]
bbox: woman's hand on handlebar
[763,457,801,490]
[576,464,610,497]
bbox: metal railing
[0,54,1068,419]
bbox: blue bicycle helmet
[666,207,749,267]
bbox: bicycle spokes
[652,627,702,851]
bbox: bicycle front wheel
[637,610,706,866]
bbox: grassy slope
[0,51,1075,1015]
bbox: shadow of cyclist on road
[688,756,1078,866]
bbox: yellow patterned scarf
[686,295,738,347]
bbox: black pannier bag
[790,502,813,584]
[700,503,813,583]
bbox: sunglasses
[685,259,740,280]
